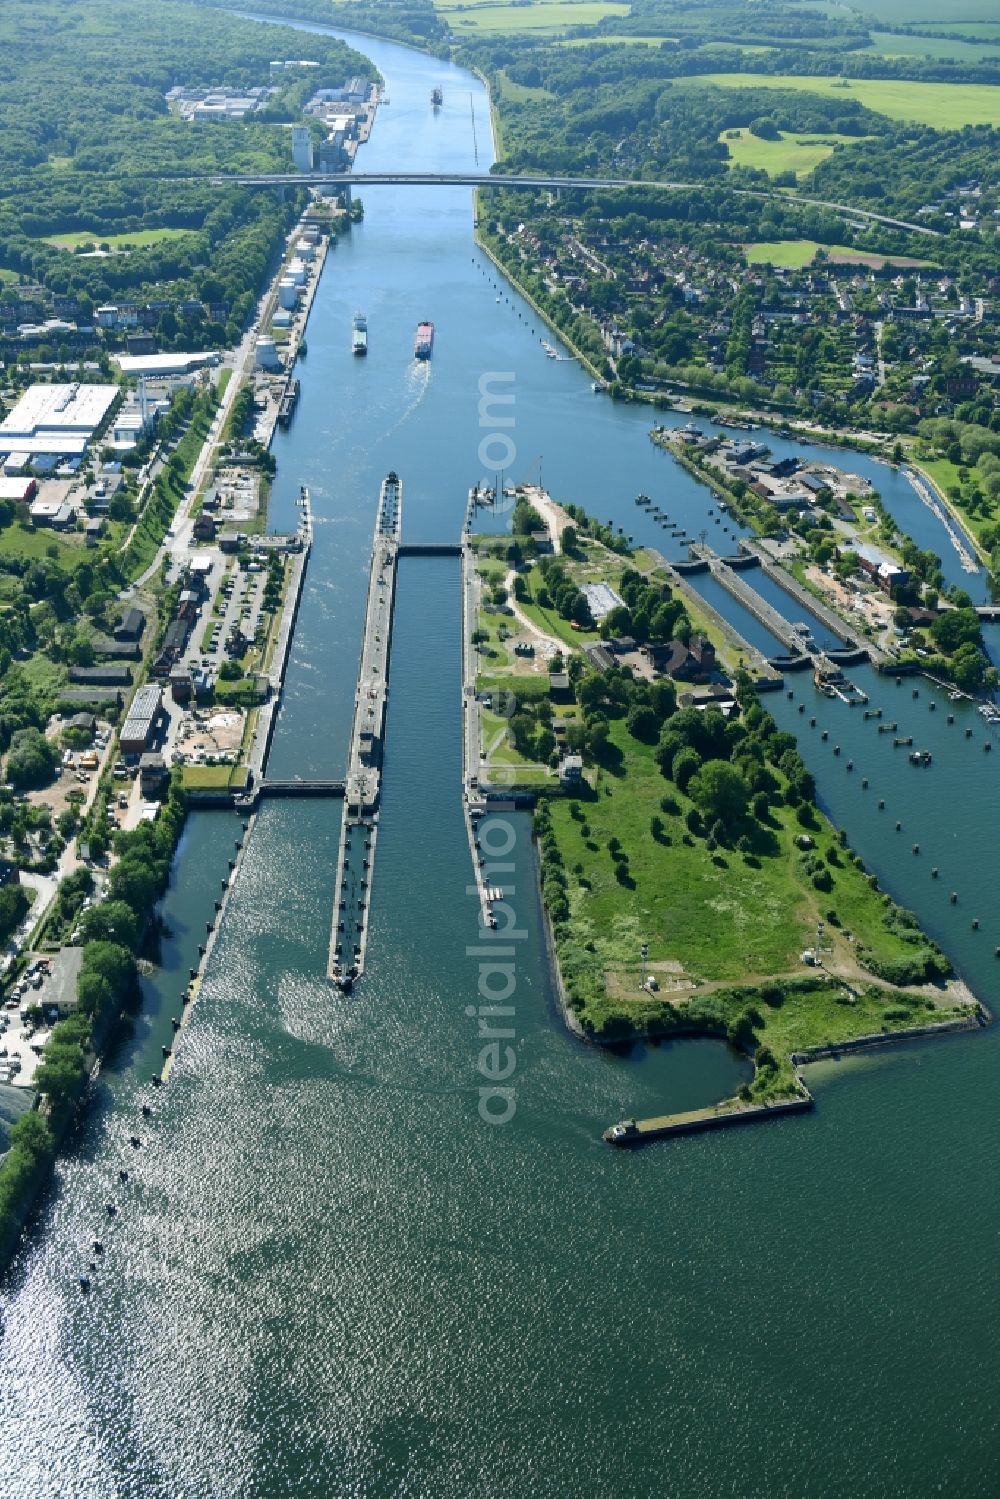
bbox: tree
[0,883,29,943]
[673,746,701,792]
[80,940,136,1002]
[930,607,980,655]
[5,727,57,789]
[689,760,748,827]
[80,900,139,951]
[626,704,659,744]
[107,858,158,912]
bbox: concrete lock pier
[328,472,402,989]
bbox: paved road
[204,171,940,238]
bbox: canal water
[2,20,999,1499]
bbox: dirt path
[519,484,574,553]
[503,569,565,655]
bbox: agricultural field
[687,72,1000,128]
[557,34,675,46]
[823,249,935,270]
[925,22,1000,39]
[439,0,628,33]
[856,0,1000,20]
[720,127,861,179]
[863,30,1000,62]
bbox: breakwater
[603,1093,814,1145]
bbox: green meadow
[46,227,195,251]
[688,72,1000,128]
[721,126,861,179]
[439,0,628,32]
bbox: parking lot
[179,560,267,681]
[0,956,60,1090]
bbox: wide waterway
[1,21,999,1499]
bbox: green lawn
[0,524,92,568]
[440,1,629,32]
[744,239,828,268]
[546,718,972,1083]
[911,456,990,552]
[45,227,196,251]
[740,238,933,270]
[686,72,1000,128]
[720,127,862,179]
[180,764,240,789]
[553,725,947,986]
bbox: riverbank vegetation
[0,776,189,1261]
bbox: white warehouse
[0,382,118,459]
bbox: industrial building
[0,382,118,460]
[120,684,165,757]
[114,351,219,379]
[0,476,36,504]
[292,125,314,173]
[37,947,84,1018]
[110,382,169,451]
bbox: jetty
[327,471,402,988]
[603,1094,813,1145]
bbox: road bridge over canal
[203,172,939,238]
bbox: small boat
[431,86,443,108]
[352,311,368,356]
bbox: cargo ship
[414,320,434,360]
[352,311,367,356]
[431,86,443,107]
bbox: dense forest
[0,1,375,342]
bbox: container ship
[414,321,434,360]
[431,86,443,107]
[352,311,368,356]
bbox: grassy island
[490,503,979,1108]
